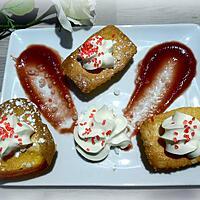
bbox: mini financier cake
[140,107,200,171]
[61,25,137,93]
[0,98,56,179]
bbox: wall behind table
[96,0,200,25]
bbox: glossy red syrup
[16,45,77,133]
[124,41,197,135]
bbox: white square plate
[1,24,200,186]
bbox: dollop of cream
[0,114,34,159]
[74,105,131,161]
[160,111,200,158]
[78,35,115,70]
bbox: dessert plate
[1,24,200,186]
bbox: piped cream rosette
[160,111,200,158]
[74,105,131,161]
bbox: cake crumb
[114,89,120,96]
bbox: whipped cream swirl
[0,114,34,158]
[78,35,115,70]
[74,105,131,161]
[160,111,200,158]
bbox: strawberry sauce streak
[16,45,77,133]
[124,41,197,135]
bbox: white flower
[52,0,96,32]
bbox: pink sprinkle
[89,113,94,118]
[91,137,95,145]
[106,130,112,136]
[184,128,189,133]
[101,140,105,146]
[96,135,100,141]
[173,137,178,143]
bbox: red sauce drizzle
[124,41,197,135]
[16,45,77,133]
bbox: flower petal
[52,0,73,32]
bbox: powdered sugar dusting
[129,65,174,129]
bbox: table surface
[1,0,200,199]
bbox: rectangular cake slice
[61,25,137,93]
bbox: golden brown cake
[140,107,200,171]
[61,25,137,93]
[0,98,56,179]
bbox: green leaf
[2,0,35,16]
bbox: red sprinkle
[85,127,92,134]
[17,122,23,127]
[193,125,197,129]
[106,130,112,136]
[102,120,106,125]
[174,144,179,149]
[0,116,7,124]
[188,120,193,125]
[86,148,90,152]
[192,117,195,121]
[191,131,195,137]
[174,131,178,136]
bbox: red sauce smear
[124,41,197,135]
[16,45,77,133]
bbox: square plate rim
[1,23,200,187]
